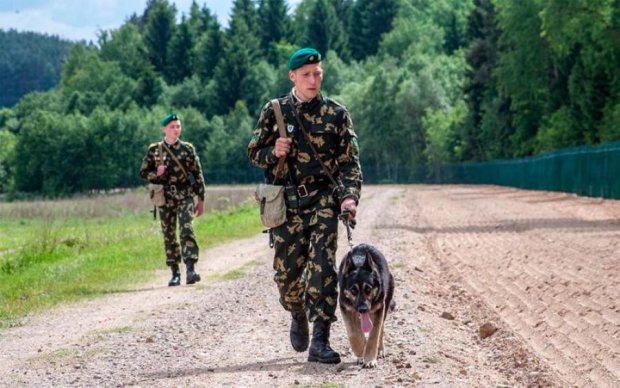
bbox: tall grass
[0,186,262,328]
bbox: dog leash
[338,211,356,251]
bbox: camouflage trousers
[271,206,339,323]
[158,196,199,266]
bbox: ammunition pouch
[148,183,165,207]
[255,183,287,228]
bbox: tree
[192,10,223,81]
[348,0,398,60]
[99,23,150,80]
[494,0,550,156]
[461,0,500,161]
[166,16,194,84]
[257,0,293,64]
[143,0,177,74]
[303,0,347,59]
[0,30,72,107]
[211,10,261,115]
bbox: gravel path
[1,185,618,387]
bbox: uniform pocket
[308,126,339,153]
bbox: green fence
[209,141,620,200]
[437,141,620,199]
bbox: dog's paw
[378,349,386,359]
[356,357,365,365]
[362,359,378,369]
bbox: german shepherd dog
[338,243,394,368]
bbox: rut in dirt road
[0,185,617,387]
[402,185,620,387]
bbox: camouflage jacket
[140,139,206,201]
[248,92,362,210]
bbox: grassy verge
[0,200,262,329]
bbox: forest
[0,0,619,196]
[0,29,72,108]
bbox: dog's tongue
[359,313,373,334]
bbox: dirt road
[1,185,618,387]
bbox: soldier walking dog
[248,48,362,364]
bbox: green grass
[0,196,262,329]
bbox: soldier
[140,113,206,286]
[248,48,362,364]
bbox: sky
[0,0,301,43]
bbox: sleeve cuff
[265,147,278,165]
[340,194,359,205]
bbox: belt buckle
[297,184,308,198]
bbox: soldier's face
[163,120,182,142]
[289,63,323,101]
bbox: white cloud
[0,0,305,42]
[0,8,109,42]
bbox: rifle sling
[161,141,188,179]
[288,104,342,190]
[271,99,288,182]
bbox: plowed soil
[1,185,618,387]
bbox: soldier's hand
[274,137,292,158]
[195,200,205,217]
[340,198,357,220]
[156,165,166,176]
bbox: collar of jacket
[288,91,322,113]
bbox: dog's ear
[342,251,353,274]
[366,251,379,273]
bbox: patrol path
[0,185,618,387]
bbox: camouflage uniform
[248,92,362,323]
[140,140,206,267]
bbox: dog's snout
[357,304,369,313]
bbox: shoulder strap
[288,105,342,190]
[157,143,163,166]
[161,142,188,178]
[271,99,287,181]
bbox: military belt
[296,179,331,198]
[165,183,190,194]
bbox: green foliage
[166,17,194,84]
[0,30,72,107]
[303,0,347,60]
[0,130,16,192]
[143,0,177,74]
[348,0,399,60]
[3,0,620,195]
[202,101,256,182]
[258,0,293,64]
[0,200,262,327]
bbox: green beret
[288,47,322,70]
[161,112,179,126]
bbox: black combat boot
[185,261,201,285]
[168,264,181,287]
[308,320,341,364]
[290,309,309,352]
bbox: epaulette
[180,140,195,151]
[324,96,347,111]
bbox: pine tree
[211,15,261,115]
[348,0,398,60]
[303,0,347,59]
[257,0,293,64]
[462,0,501,160]
[143,0,177,74]
[193,8,223,81]
[167,16,194,84]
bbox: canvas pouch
[255,183,286,228]
[149,183,166,207]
